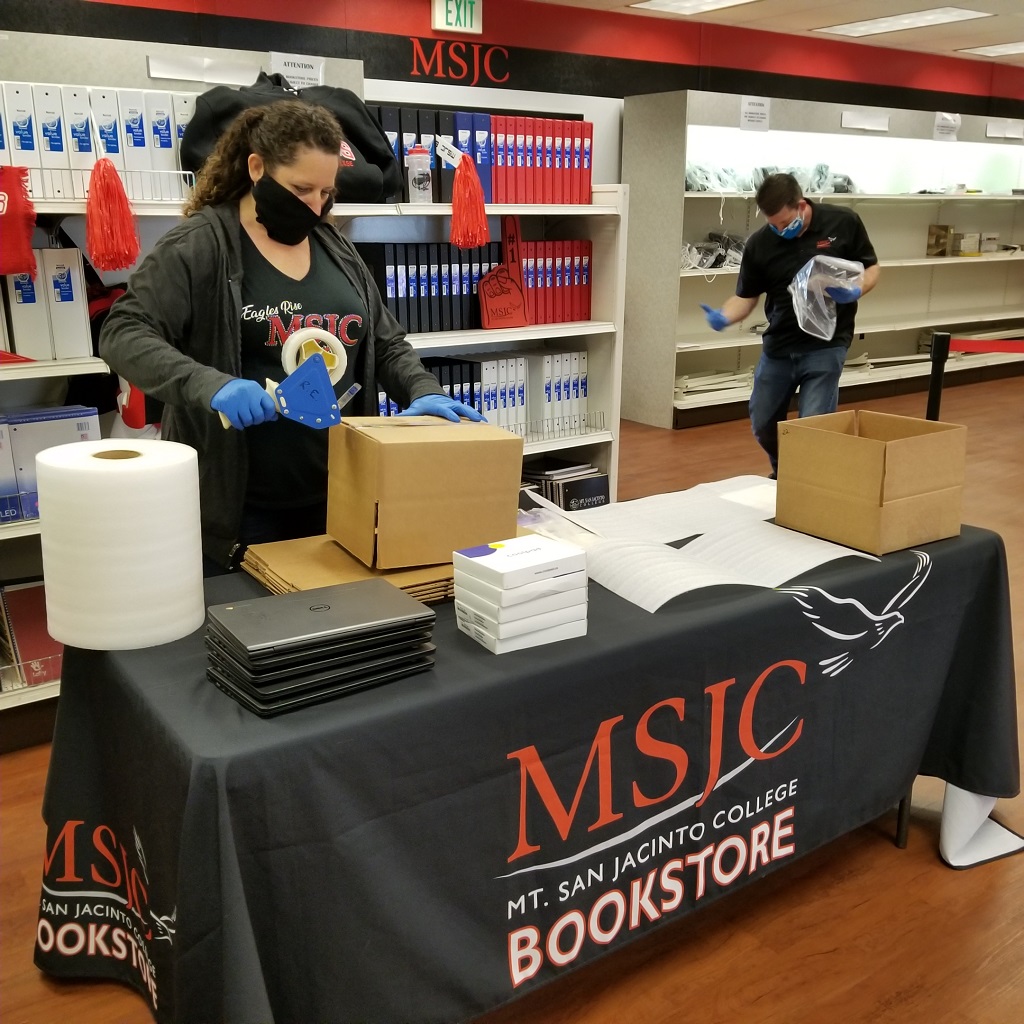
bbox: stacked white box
[0,420,20,523]
[171,92,196,195]
[60,86,97,199]
[32,84,72,198]
[2,252,54,361]
[2,83,43,196]
[40,249,92,360]
[452,535,588,654]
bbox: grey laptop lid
[205,578,435,657]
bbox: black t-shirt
[736,201,878,356]
[239,231,367,507]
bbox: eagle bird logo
[778,550,932,676]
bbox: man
[700,173,880,477]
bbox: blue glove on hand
[210,379,278,430]
[399,394,486,423]
[700,304,730,332]
[825,285,862,304]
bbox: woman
[100,101,481,572]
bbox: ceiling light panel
[959,40,1024,56]
[814,7,994,38]
[629,0,761,15]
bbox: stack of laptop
[204,578,436,716]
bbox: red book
[581,122,594,204]
[553,242,565,324]
[541,119,555,205]
[524,117,535,205]
[571,239,583,322]
[544,240,555,325]
[1,581,62,687]
[492,115,507,205]
[581,240,593,321]
[552,120,564,205]
[570,121,583,205]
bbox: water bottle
[406,145,432,204]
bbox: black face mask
[251,174,334,246]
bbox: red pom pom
[0,165,38,277]
[86,159,141,272]
[450,154,490,249]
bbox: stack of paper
[453,535,588,654]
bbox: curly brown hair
[183,100,343,215]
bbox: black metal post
[926,331,951,422]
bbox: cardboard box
[457,615,587,655]
[327,417,524,569]
[776,410,966,555]
[453,533,587,589]
[926,224,953,257]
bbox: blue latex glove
[825,285,862,304]
[399,394,486,423]
[210,379,278,430]
[700,303,730,332]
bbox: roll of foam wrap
[36,439,205,650]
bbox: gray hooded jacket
[99,203,442,567]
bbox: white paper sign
[841,110,890,132]
[934,111,961,142]
[270,52,324,89]
[740,96,770,132]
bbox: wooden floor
[2,377,1022,1024]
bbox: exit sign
[432,0,482,35]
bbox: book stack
[0,581,63,692]
[521,456,610,511]
[453,535,588,654]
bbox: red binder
[581,240,593,321]
[581,122,594,204]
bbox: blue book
[472,112,493,204]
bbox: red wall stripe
[82,0,1024,100]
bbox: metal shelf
[0,679,60,711]
[0,356,108,381]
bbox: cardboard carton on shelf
[926,224,953,257]
[327,417,524,570]
[775,410,966,556]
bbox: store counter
[33,526,1020,1023]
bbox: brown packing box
[327,417,524,569]
[776,410,966,555]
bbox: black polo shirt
[736,201,878,356]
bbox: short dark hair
[756,173,803,217]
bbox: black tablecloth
[34,527,1019,1023]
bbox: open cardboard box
[776,410,966,555]
[327,417,524,569]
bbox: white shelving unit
[620,89,1024,429]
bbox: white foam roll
[281,326,348,385]
[36,439,205,650]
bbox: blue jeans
[749,346,847,474]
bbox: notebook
[205,578,435,663]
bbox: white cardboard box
[32,84,72,198]
[453,567,587,607]
[40,249,92,360]
[145,90,177,200]
[452,534,587,590]
[454,583,587,623]
[2,83,43,197]
[118,89,152,200]
[89,88,125,175]
[61,86,97,199]
[455,599,587,639]
[457,615,588,654]
[0,90,10,166]
[3,254,54,361]
[0,421,21,524]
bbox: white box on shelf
[60,86,97,199]
[453,534,587,590]
[2,254,54,361]
[0,89,10,166]
[453,567,587,607]
[457,615,588,654]
[7,406,100,520]
[117,89,151,200]
[31,84,73,198]
[89,88,125,180]
[145,90,177,200]
[40,249,92,360]
[2,83,43,197]
[172,92,196,194]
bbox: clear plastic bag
[787,255,864,341]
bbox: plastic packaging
[788,255,864,341]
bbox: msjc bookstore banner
[33,529,1018,1022]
